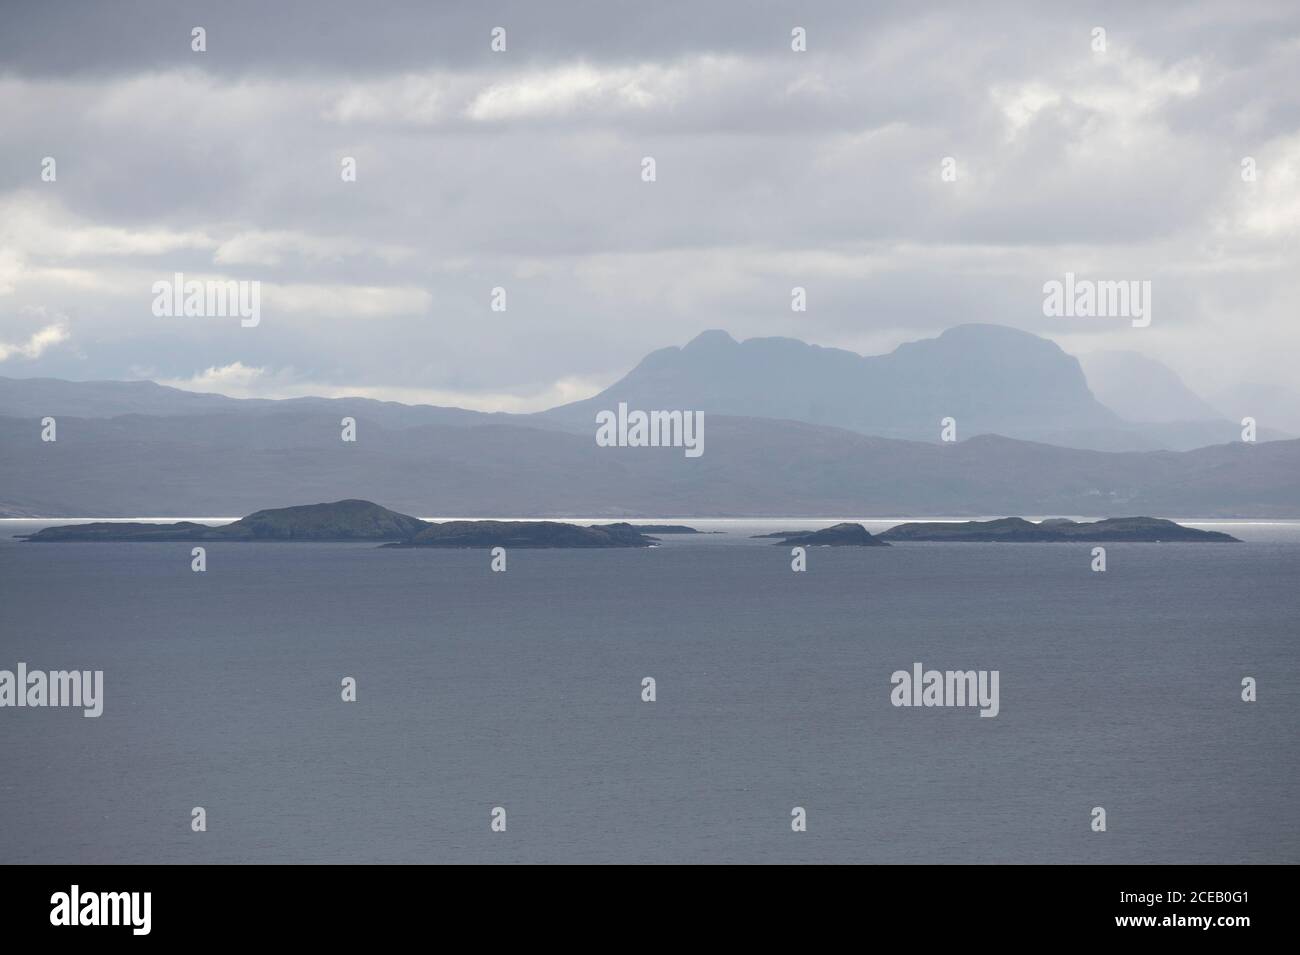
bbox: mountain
[2,325,1297,518]
[6,326,1291,453]
[1079,351,1223,423]
[4,409,1298,518]
[877,516,1239,543]
[540,324,1123,445]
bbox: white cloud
[0,193,214,258]
[992,83,1062,138]
[1234,135,1300,237]
[1,6,1298,404]
[324,72,452,125]
[157,361,274,396]
[467,62,677,121]
[0,318,70,361]
[158,361,609,412]
[320,57,744,126]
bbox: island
[594,524,716,535]
[387,520,655,548]
[752,523,890,547]
[877,516,1239,543]
[16,506,1238,547]
[17,500,658,548]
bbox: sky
[1,0,1297,412]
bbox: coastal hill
[19,500,427,542]
[218,499,428,540]
[16,520,220,542]
[754,523,890,546]
[4,412,1296,520]
[878,516,1239,543]
[18,500,659,547]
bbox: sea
[1,517,1297,864]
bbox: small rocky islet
[754,523,891,546]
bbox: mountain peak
[682,329,738,351]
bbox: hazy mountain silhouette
[4,325,1297,518]
[542,324,1121,443]
[4,326,1287,452]
[1080,351,1222,423]
[540,325,1288,450]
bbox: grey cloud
[1,0,1298,409]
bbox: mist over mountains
[543,325,1285,451]
[2,324,1295,518]
[1079,350,1224,424]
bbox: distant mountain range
[1,324,1296,518]
[5,325,1284,453]
[2,408,1296,518]
[541,325,1289,451]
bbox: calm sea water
[1,519,1297,864]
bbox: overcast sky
[1,0,1297,411]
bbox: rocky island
[877,516,1238,542]
[753,523,890,546]
[16,505,1236,547]
[17,500,662,547]
[388,520,656,548]
[596,524,718,534]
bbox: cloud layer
[1,1,1298,410]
